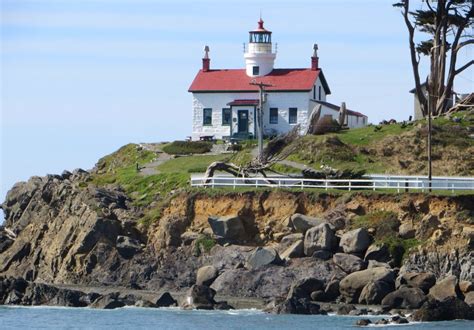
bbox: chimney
[311,43,319,71]
[202,45,210,72]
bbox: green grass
[337,123,413,146]
[156,154,230,173]
[194,234,217,256]
[162,140,212,155]
[96,143,156,173]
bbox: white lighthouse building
[189,19,367,140]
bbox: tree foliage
[393,0,473,117]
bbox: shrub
[162,141,212,155]
[194,234,216,256]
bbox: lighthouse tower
[244,19,276,77]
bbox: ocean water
[0,306,473,329]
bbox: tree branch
[455,60,474,75]
[456,39,474,52]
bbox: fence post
[372,181,375,191]
[301,180,304,190]
[325,180,328,191]
[212,178,215,188]
[348,181,351,191]
[233,178,236,190]
[451,184,454,194]
[397,181,400,193]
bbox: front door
[237,110,249,133]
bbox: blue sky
[1,0,473,206]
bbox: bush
[313,117,341,135]
[162,141,212,155]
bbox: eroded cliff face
[1,171,473,298]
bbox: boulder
[359,280,393,305]
[214,301,234,310]
[465,292,474,306]
[273,297,322,315]
[288,278,325,300]
[364,244,390,263]
[339,228,372,254]
[339,267,395,303]
[367,260,391,269]
[429,275,463,301]
[154,292,177,307]
[460,280,473,294]
[312,250,333,260]
[280,240,304,260]
[381,286,426,309]
[196,265,219,286]
[208,215,246,241]
[91,293,126,309]
[289,213,324,233]
[396,272,436,294]
[415,214,440,240]
[333,253,367,274]
[116,235,142,258]
[355,319,371,326]
[324,280,340,301]
[184,285,216,310]
[310,290,326,302]
[246,247,281,270]
[336,304,356,315]
[304,223,337,256]
[398,223,415,239]
[412,296,474,321]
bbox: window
[318,86,322,100]
[289,108,297,124]
[313,86,316,100]
[222,108,231,126]
[203,108,212,126]
[269,108,278,124]
[253,66,260,75]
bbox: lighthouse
[244,19,276,77]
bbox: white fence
[190,175,474,192]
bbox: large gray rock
[289,214,324,233]
[287,277,325,300]
[208,215,246,241]
[116,235,142,258]
[339,267,395,303]
[280,240,304,260]
[340,228,372,254]
[381,286,426,309]
[359,281,393,305]
[196,265,219,286]
[465,292,474,306]
[412,296,474,321]
[304,223,337,256]
[246,247,281,270]
[277,234,304,253]
[364,243,390,263]
[429,275,463,301]
[184,285,216,310]
[91,293,126,309]
[333,253,367,274]
[154,292,177,307]
[396,272,436,294]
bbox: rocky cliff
[1,169,473,296]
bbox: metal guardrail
[190,176,474,192]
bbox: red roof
[189,68,331,94]
[227,99,259,106]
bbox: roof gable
[188,68,331,94]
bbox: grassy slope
[283,110,474,176]
[89,111,473,226]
